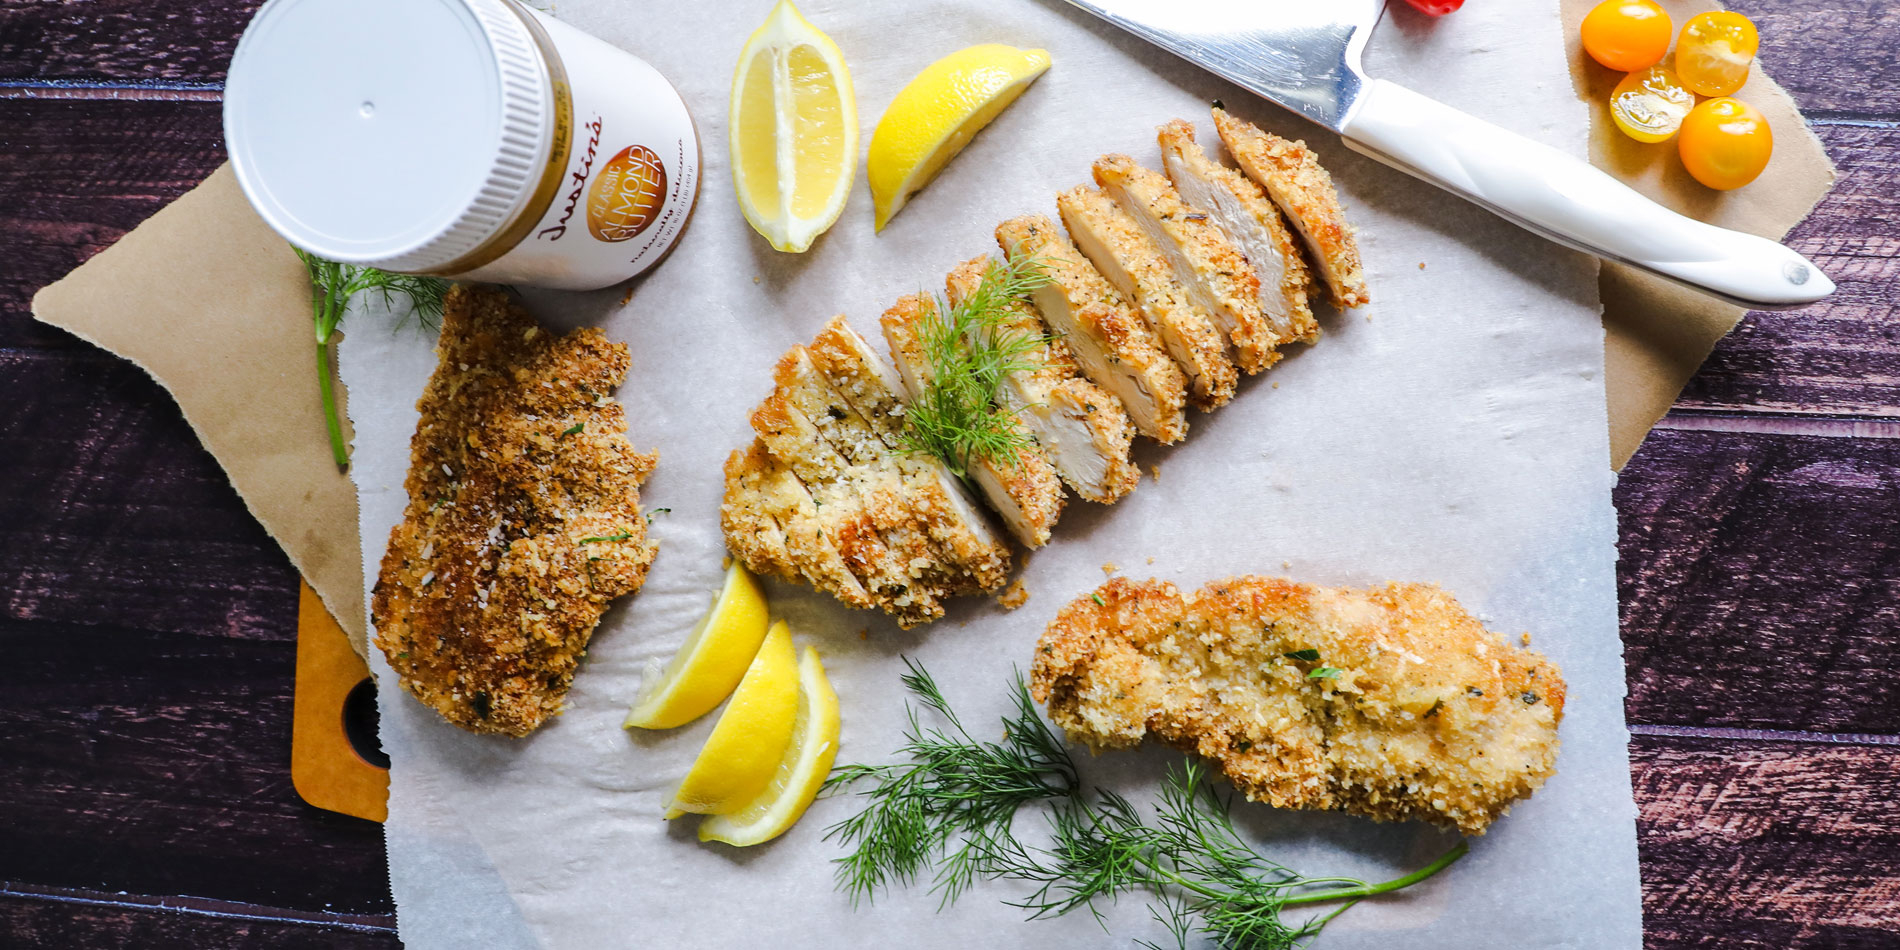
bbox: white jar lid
[224,0,554,272]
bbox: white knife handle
[1340,79,1832,311]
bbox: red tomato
[1399,0,1465,15]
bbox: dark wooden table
[2,2,1896,946]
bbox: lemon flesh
[728,0,857,253]
[664,620,799,817]
[624,562,770,730]
[698,645,841,847]
[868,44,1051,231]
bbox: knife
[1061,0,1833,310]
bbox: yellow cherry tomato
[1581,0,1673,72]
[1679,97,1773,190]
[1610,63,1695,143]
[1676,11,1759,97]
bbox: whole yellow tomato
[1581,0,1673,72]
[1679,98,1773,190]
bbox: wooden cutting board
[292,580,388,822]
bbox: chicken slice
[751,350,946,623]
[946,257,1139,505]
[719,443,795,581]
[1158,120,1317,347]
[995,215,1189,444]
[1031,576,1565,836]
[721,441,872,610]
[806,316,1013,594]
[1093,154,1276,375]
[1057,185,1239,409]
[1212,107,1369,310]
[881,293,1066,549]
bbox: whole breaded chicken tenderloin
[1031,576,1564,835]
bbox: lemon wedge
[664,620,799,818]
[868,44,1051,231]
[698,645,841,847]
[625,562,771,730]
[728,0,858,253]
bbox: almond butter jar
[225,0,700,291]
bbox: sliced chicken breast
[1212,107,1369,310]
[881,293,1066,549]
[995,214,1189,444]
[1158,119,1317,347]
[721,440,874,610]
[1093,154,1276,375]
[719,443,796,582]
[946,257,1140,505]
[751,349,948,623]
[806,316,1013,594]
[1057,184,1239,409]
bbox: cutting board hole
[342,677,391,770]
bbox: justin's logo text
[538,116,606,242]
[585,145,668,243]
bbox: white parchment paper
[344,1,1642,946]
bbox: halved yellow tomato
[1610,63,1694,144]
[1677,11,1759,97]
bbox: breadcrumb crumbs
[371,286,657,738]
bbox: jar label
[587,145,669,243]
[461,10,700,291]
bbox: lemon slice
[664,620,800,818]
[625,562,770,730]
[698,645,841,847]
[729,0,858,253]
[868,44,1051,231]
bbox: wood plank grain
[0,0,1891,119]
[1729,0,1900,118]
[0,350,297,637]
[0,0,259,86]
[1677,124,1900,417]
[0,891,395,950]
[0,350,390,913]
[1632,733,1900,948]
[0,610,392,913]
[1617,425,1900,734]
[0,97,225,350]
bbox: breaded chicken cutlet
[723,316,1011,628]
[723,113,1372,627]
[372,286,658,737]
[1213,108,1369,310]
[1031,576,1563,835]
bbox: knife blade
[1059,0,1833,310]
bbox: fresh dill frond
[826,664,1469,948]
[821,657,1077,907]
[294,247,450,469]
[897,255,1050,478]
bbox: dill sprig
[825,662,1468,948]
[294,248,450,469]
[822,657,1078,907]
[897,256,1049,478]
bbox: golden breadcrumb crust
[1058,184,1239,410]
[945,257,1140,505]
[1031,576,1563,835]
[1157,119,1318,347]
[372,286,657,737]
[997,215,1190,445]
[1213,109,1370,311]
[1092,154,1275,375]
[882,293,1066,549]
